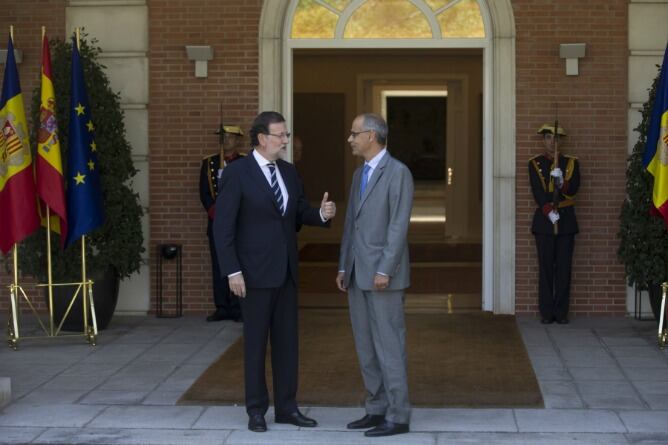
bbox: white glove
[550,168,564,187]
[548,210,560,224]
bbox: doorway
[293,49,482,312]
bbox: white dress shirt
[363,148,387,184]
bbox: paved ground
[1,314,668,444]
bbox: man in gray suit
[336,113,414,437]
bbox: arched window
[290,0,485,40]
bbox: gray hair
[361,113,388,145]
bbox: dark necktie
[360,164,371,199]
[267,163,285,214]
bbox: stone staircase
[0,377,10,409]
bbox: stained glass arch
[289,0,486,41]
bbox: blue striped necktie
[360,164,371,199]
[267,163,284,214]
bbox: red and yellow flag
[36,32,68,245]
[0,34,40,254]
[643,42,668,227]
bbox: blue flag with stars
[65,38,104,247]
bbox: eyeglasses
[349,130,371,138]
[266,132,291,140]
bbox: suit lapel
[247,150,283,215]
[356,153,390,216]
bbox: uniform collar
[223,152,239,163]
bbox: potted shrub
[618,66,668,321]
[18,34,144,330]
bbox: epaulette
[563,154,578,160]
[529,154,542,161]
[202,153,217,161]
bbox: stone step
[0,377,10,409]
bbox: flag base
[6,280,98,350]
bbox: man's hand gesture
[320,192,336,220]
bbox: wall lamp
[185,45,213,78]
[559,43,586,76]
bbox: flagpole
[75,27,88,336]
[81,235,89,338]
[40,25,54,336]
[45,207,55,335]
[10,245,20,347]
[8,28,16,289]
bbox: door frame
[363,76,471,240]
[258,0,516,314]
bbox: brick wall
[148,0,262,314]
[1,0,630,316]
[1,1,67,97]
[513,0,628,315]
[0,1,67,312]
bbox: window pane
[425,0,454,11]
[438,0,485,38]
[322,0,351,11]
[344,0,432,39]
[291,0,338,39]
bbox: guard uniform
[529,125,580,323]
[199,125,244,321]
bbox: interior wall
[293,50,483,237]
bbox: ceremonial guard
[529,124,580,324]
[200,124,244,322]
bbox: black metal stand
[634,285,654,321]
[156,244,182,318]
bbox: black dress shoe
[540,317,554,324]
[275,410,317,427]
[364,420,409,437]
[248,413,267,432]
[347,414,385,429]
[206,310,227,322]
[556,318,569,324]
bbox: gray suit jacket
[338,152,414,291]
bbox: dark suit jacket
[213,150,328,288]
[529,153,580,235]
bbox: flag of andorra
[0,34,40,254]
[644,42,668,227]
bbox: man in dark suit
[214,111,336,433]
[199,125,244,322]
[529,124,580,324]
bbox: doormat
[179,310,543,408]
